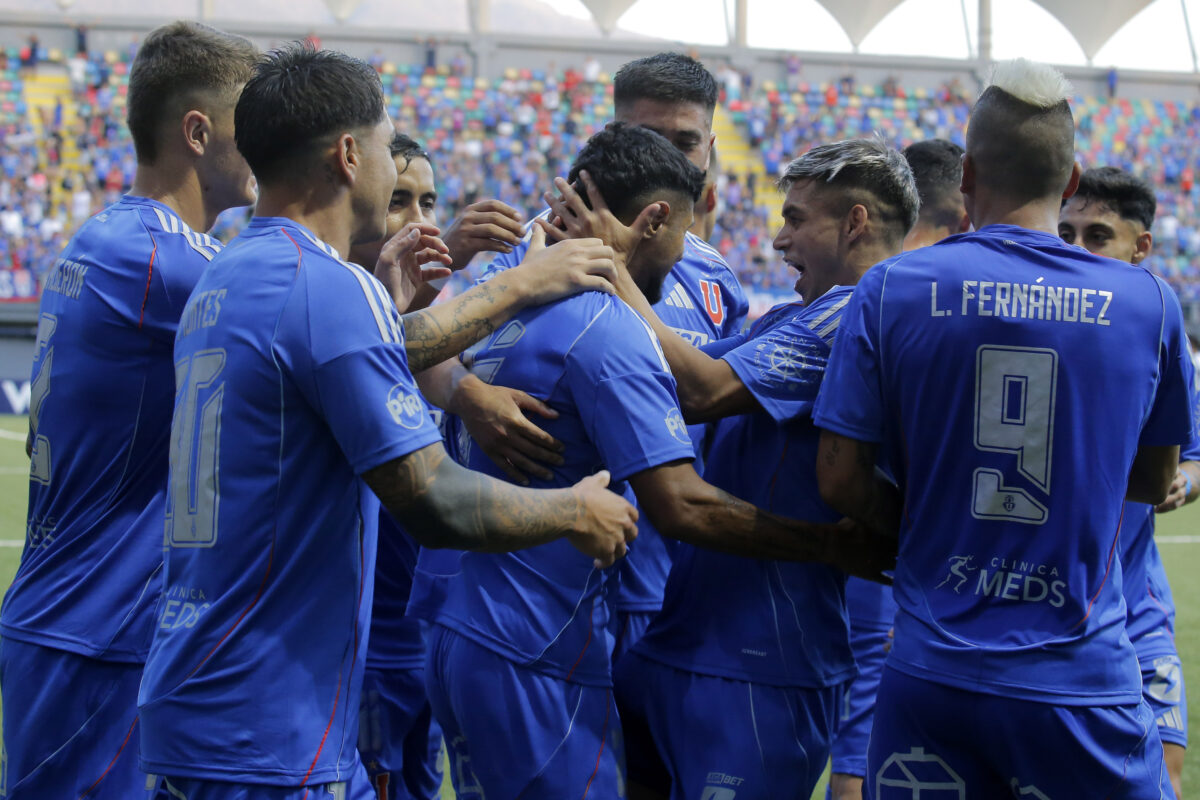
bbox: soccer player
[452,52,748,662]
[136,44,638,800]
[549,137,915,799]
[1059,166,1199,800]
[347,133,545,800]
[814,59,1193,798]
[0,22,258,799]
[407,123,891,799]
[689,145,720,243]
[826,138,967,800]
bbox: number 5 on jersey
[165,349,225,548]
[972,345,1058,525]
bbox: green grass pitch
[0,413,1195,798]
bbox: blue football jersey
[406,288,696,687]
[137,217,442,785]
[634,289,855,688]
[1,196,220,662]
[813,225,1195,705]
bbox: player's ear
[960,152,974,195]
[180,109,212,158]
[704,182,718,215]
[1132,230,1153,265]
[845,204,869,244]
[335,132,358,185]
[640,200,670,240]
[1062,161,1082,200]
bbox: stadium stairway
[23,68,79,173]
[712,104,776,212]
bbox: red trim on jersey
[77,716,138,799]
[580,690,613,798]
[1073,506,1124,631]
[564,595,595,682]
[137,238,158,329]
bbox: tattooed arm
[362,442,637,566]
[400,227,616,373]
[816,430,902,538]
[628,461,894,580]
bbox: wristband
[1184,470,1193,499]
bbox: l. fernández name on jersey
[813,225,1194,706]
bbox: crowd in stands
[3,41,1200,303]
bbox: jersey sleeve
[1181,367,1200,463]
[1139,278,1196,449]
[302,260,443,474]
[564,300,697,481]
[812,266,888,443]
[721,313,832,424]
[699,331,749,360]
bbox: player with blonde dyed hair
[815,58,1191,798]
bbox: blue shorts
[866,666,1174,800]
[0,637,151,799]
[158,776,371,800]
[829,623,891,780]
[614,651,839,800]
[352,666,443,799]
[611,609,656,664]
[1139,651,1188,749]
[424,625,622,799]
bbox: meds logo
[387,385,426,430]
[665,407,690,444]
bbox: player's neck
[129,161,213,233]
[967,192,1061,236]
[255,187,353,260]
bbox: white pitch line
[0,430,25,442]
[0,540,22,547]
[1156,535,1200,544]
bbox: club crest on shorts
[386,384,426,430]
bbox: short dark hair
[391,132,432,174]
[568,123,705,219]
[903,139,964,231]
[126,21,257,164]
[613,53,718,114]
[1066,167,1156,231]
[235,43,387,184]
[780,138,920,240]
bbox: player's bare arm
[816,430,902,540]
[628,461,895,581]
[542,170,759,422]
[363,441,637,567]
[1127,444,1180,505]
[416,358,564,484]
[400,225,616,372]
[1155,460,1200,513]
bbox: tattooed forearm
[401,276,525,373]
[363,442,579,551]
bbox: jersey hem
[0,623,147,664]
[809,414,881,445]
[429,620,613,688]
[631,645,856,690]
[887,657,1142,706]
[139,758,358,787]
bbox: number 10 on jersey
[972,345,1058,525]
[165,349,225,548]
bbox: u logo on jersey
[699,280,724,326]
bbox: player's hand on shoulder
[827,517,896,585]
[566,469,638,568]
[440,199,525,270]
[453,374,564,485]
[374,222,453,312]
[515,223,617,304]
